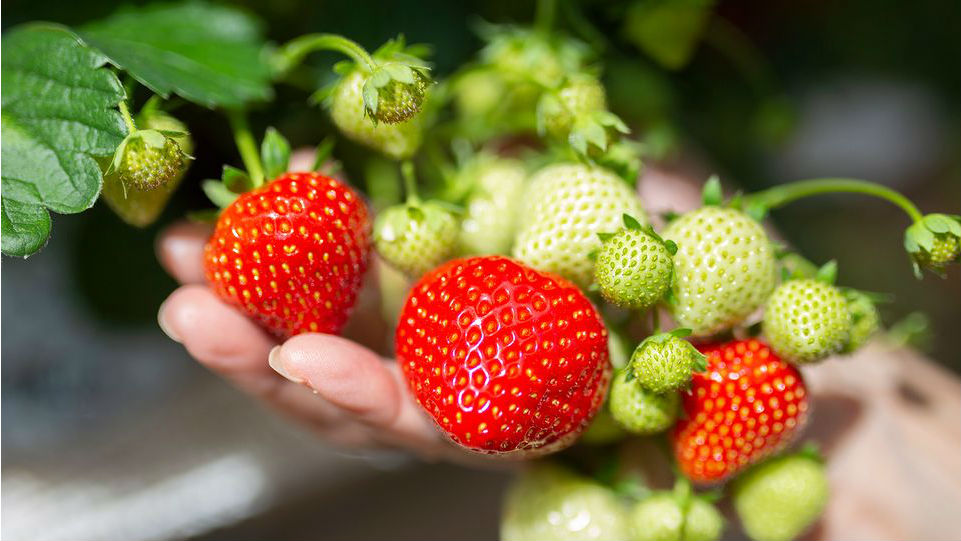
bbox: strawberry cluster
[77,10,955,541]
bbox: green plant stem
[401,160,419,204]
[275,33,377,74]
[534,0,557,36]
[118,101,137,132]
[228,110,264,187]
[746,178,924,223]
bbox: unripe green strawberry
[513,163,646,288]
[501,464,631,541]
[763,279,851,364]
[374,200,458,278]
[101,111,192,227]
[629,330,706,394]
[362,63,431,124]
[331,69,422,159]
[842,289,881,353]
[629,492,723,541]
[457,158,527,256]
[904,213,961,275]
[662,207,777,336]
[111,129,186,191]
[732,452,829,541]
[609,368,679,434]
[595,218,674,310]
[540,74,607,140]
[452,68,507,119]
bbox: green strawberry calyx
[904,213,961,277]
[107,126,189,193]
[597,214,678,255]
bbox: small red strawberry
[396,255,611,456]
[672,339,809,484]
[204,172,372,338]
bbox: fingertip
[160,284,276,375]
[272,334,402,426]
[157,221,212,284]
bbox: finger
[156,221,211,284]
[270,334,443,446]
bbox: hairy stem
[275,33,377,74]
[746,178,924,223]
[228,110,264,187]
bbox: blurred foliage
[3,0,958,367]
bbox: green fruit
[609,368,679,434]
[513,163,645,288]
[111,129,186,191]
[842,290,881,353]
[541,74,607,140]
[683,499,725,541]
[501,464,632,541]
[595,226,673,310]
[629,332,706,394]
[362,63,431,124]
[763,279,851,364]
[331,69,422,159]
[101,111,192,227]
[453,68,508,119]
[457,158,527,256]
[915,233,960,269]
[663,207,777,336]
[732,453,829,541]
[374,201,458,278]
[630,493,723,541]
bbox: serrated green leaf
[80,3,273,108]
[1,25,127,257]
[261,127,291,180]
[702,175,722,206]
[202,179,239,209]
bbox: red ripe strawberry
[672,339,809,484]
[204,172,372,338]
[396,255,611,456]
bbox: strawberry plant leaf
[1,25,127,257]
[261,127,291,180]
[80,3,273,109]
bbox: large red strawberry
[204,172,371,338]
[672,339,809,484]
[396,255,611,456]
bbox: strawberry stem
[746,178,923,223]
[228,110,265,187]
[275,33,377,74]
[401,160,420,204]
[534,0,557,36]
[118,100,136,133]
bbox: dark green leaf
[597,232,616,242]
[1,25,126,257]
[222,165,253,193]
[80,3,273,108]
[260,127,291,179]
[623,0,714,69]
[664,239,678,255]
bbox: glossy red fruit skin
[673,339,809,484]
[204,172,371,338]
[396,256,612,457]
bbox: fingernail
[268,346,304,384]
[157,301,181,343]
